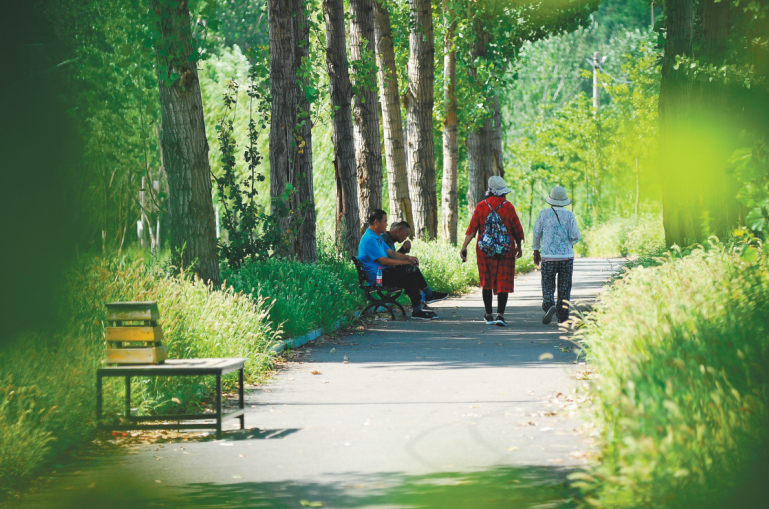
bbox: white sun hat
[545,185,571,206]
[487,175,512,196]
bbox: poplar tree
[148,0,220,284]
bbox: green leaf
[741,246,758,263]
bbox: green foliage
[505,33,660,228]
[572,243,769,508]
[577,213,664,258]
[145,0,219,87]
[222,256,362,339]
[0,255,278,492]
[732,139,769,232]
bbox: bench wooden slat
[106,345,167,365]
[106,301,159,322]
[106,326,164,342]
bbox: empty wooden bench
[96,302,245,438]
[351,257,406,320]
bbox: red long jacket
[466,196,525,294]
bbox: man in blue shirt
[359,209,447,320]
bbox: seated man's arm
[386,249,418,265]
[375,255,414,267]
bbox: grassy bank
[0,256,279,492]
[572,243,769,508]
[576,213,664,258]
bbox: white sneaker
[543,306,557,325]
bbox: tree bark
[699,0,741,239]
[294,0,317,262]
[150,0,220,285]
[406,0,438,239]
[374,0,413,228]
[349,0,383,237]
[440,0,458,245]
[658,0,696,247]
[268,0,300,258]
[465,26,501,214]
[324,0,361,255]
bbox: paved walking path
[6,259,620,509]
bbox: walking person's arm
[532,211,543,266]
[568,213,581,246]
[508,203,525,259]
[459,232,476,262]
[460,204,481,262]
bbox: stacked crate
[105,301,167,364]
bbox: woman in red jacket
[459,176,524,327]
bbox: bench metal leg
[238,368,245,430]
[215,374,222,439]
[125,376,131,419]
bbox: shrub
[223,256,363,339]
[572,243,769,508]
[0,255,278,492]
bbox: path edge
[270,311,362,354]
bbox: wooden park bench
[96,301,245,438]
[351,257,406,320]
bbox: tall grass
[0,255,278,492]
[577,213,664,258]
[222,257,363,338]
[572,243,769,508]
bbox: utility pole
[651,2,655,29]
[592,51,600,112]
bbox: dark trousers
[382,265,428,307]
[541,259,574,323]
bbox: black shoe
[495,315,509,327]
[424,291,449,304]
[543,305,557,325]
[422,302,432,310]
[412,309,439,321]
[484,313,495,325]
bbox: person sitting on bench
[380,220,448,308]
[381,221,412,254]
[358,209,448,320]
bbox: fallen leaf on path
[538,353,554,361]
[310,370,322,375]
[232,475,242,479]
[506,446,520,451]
[330,348,336,353]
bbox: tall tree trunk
[699,0,741,239]
[324,0,361,255]
[294,0,317,262]
[406,0,438,239]
[268,0,300,258]
[465,26,501,214]
[658,0,695,247]
[441,0,458,245]
[374,0,413,227]
[491,96,504,179]
[150,0,220,285]
[349,0,383,236]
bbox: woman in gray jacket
[532,186,581,324]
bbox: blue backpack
[478,201,511,258]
